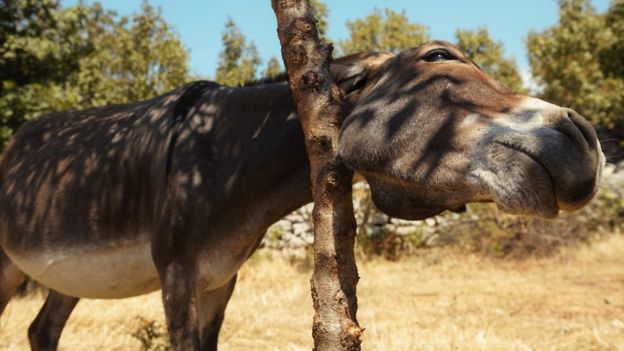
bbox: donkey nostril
[549,109,587,149]
[565,109,597,150]
[566,110,574,119]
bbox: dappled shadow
[0,79,312,261]
[0,91,178,250]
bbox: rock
[424,233,440,247]
[355,216,365,226]
[395,226,418,235]
[287,236,307,248]
[604,163,616,176]
[369,227,382,236]
[293,222,312,235]
[275,219,292,231]
[287,214,305,223]
[423,227,436,236]
[384,224,397,233]
[303,233,314,245]
[390,218,414,226]
[371,213,389,225]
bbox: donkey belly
[6,237,160,299]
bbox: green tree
[72,2,190,106]
[215,18,261,86]
[0,0,190,148]
[455,27,524,93]
[339,8,429,55]
[603,0,624,79]
[310,0,328,39]
[96,2,189,103]
[264,56,282,78]
[527,0,624,133]
[0,0,91,143]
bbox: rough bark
[271,1,363,350]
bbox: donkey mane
[242,72,288,87]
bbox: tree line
[1,0,622,150]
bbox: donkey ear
[329,52,395,95]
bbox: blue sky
[63,0,611,79]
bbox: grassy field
[1,234,623,351]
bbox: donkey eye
[423,50,453,62]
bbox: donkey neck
[188,82,314,233]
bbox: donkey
[0,41,604,350]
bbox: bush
[131,317,170,351]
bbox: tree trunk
[271,1,363,350]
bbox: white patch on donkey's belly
[8,239,160,299]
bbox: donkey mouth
[482,141,560,218]
[493,140,557,195]
[493,137,602,215]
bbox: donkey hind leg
[197,275,237,351]
[28,290,79,351]
[0,248,25,316]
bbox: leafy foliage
[339,8,429,55]
[527,0,624,134]
[309,0,328,39]
[264,56,282,78]
[456,27,525,93]
[1,0,87,145]
[338,8,522,92]
[0,0,190,149]
[214,18,261,86]
[87,2,190,104]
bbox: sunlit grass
[1,234,623,350]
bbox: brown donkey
[0,41,604,350]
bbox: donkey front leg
[159,259,200,350]
[197,275,237,351]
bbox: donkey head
[332,41,604,220]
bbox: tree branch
[271,1,363,350]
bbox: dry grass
[1,234,623,351]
